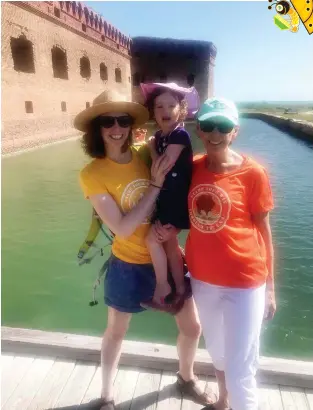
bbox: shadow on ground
[46,382,186,410]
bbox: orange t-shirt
[185,154,274,289]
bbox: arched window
[51,46,68,80]
[10,35,35,73]
[100,63,108,81]
[187,74,195,86]
[115,67,122,83]
[80,56,91,79]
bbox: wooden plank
[259,356,313,388]
[54,361,96,407]
[1,354,15,375]
[2,327,313,388]
[181,376,207,410]
[306,389,313,409]
[81,366,119,405]
[157,372,182,409]
[26,359,76,410]
[2,357,54,410]
[81,366,102,404]
[113,367,139,409]
[130,369,161,410]
[1,355,35,407]
[280,386,309,409]
[258,384,283,410]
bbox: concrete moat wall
[241,113,313,143]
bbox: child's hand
[152,221,179,243]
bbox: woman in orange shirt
[189,97,276,410]
[155,98,276,410]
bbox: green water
[2,120,313,360]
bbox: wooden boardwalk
[1,352,313,410]
[1,327,313,409]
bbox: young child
[140,82,197,305]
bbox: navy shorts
[104,254,192,313]
[104,255,156,313]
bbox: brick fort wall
[1,1,132,153]
[1,3,216,154]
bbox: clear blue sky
[88,1,313,102]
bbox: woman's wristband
[150,182,162,189]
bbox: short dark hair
[81,116,133,159]
[145,87,188,123]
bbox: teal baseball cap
[197,97,239,126]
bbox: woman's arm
[252,211,276,319]
[89,185,161,239]
[88,155,168,239]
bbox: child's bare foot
[153,281,171,304]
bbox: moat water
[2,119,313,360]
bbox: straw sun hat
[73,89,149,132]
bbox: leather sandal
[176,373,217,406]
[99,398,115,410]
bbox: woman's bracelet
[150,182,162,189]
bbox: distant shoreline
[240,111,313,142]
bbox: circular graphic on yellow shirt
[189,184,231,233]
[121,179,151,224]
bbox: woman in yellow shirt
[74,90,214,410]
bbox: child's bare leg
[146,227,171,303]
[164,235,185,296]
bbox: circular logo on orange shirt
[189,184,231,233]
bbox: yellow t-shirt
[79,147,152,264]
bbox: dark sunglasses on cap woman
[198,119,235,134]
[99,115,134,129]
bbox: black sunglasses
[199,120,234,134]
[99,115,134,128]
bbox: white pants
[191,278,266,410]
